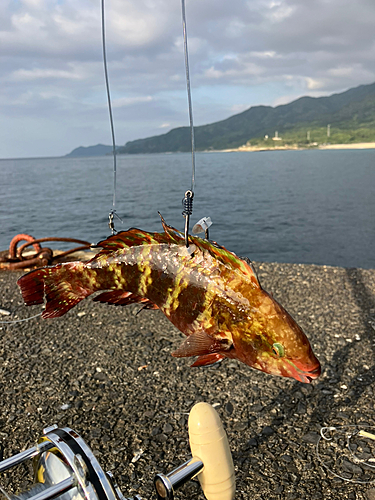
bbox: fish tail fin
[17,262,93,318]
[17,269,45,307]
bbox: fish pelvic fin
[190,353,226,367]
[17,263,93,319]
[93,290,158,309]
[172,330,232,358]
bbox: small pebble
[163,423,173,433]
[261,426,274,436]
[225,401,234,415]
[131,449,144,463]
[302,433,320,445]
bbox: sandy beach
[1,262,375,499]
[318,142,375,150]
[221,142,375,153]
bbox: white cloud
[204,66,223,79]
[203,59,265,82]
[225,20,247,38]
[22,0,46,7]
[305,77,327,90]
[328,66,354,78]
[112,95,153,108]
[267,1,295,23]
[230,103,251,114]
[1,0,375,157]
[250,51,277,59]
[11,68,84,81]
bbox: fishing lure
[18,215,320,383]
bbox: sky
[1,0,375,158]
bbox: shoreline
[2,142,375,161]
[318,142,375,149]
[220,141,375,153]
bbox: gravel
[0,261,375,500]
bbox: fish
[17,215,320,383]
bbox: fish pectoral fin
[93,290,158,309]
[172,330,231,358]
[190,353,226,367]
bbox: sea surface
[1,150,374,269]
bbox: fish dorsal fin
[158,212,184,243]
[89,215,184,266]
[190,236,261,288]
[93,229,158,254]
[172,330,232,358]
[239,255,262,288]
[90,215,259,289]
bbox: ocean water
[0,149,374,269]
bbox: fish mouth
[285,360,321,384]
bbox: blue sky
[1,0,375,158]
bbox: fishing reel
[0,403,235,500]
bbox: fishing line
[101,0,121,234]
[181,0,196,194]
[316,425,375,484]
[0,312,42,325]
[180,0,196,247]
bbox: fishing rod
[0,403,235,500]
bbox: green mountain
[117,82,375,153]
[66,144,116,157]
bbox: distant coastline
[116,82,375,155]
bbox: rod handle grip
[188,403,235,500]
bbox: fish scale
[17,215,321,383]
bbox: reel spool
[0,403,235,500]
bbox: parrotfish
[17,215,320,383]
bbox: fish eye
[272,343,285,357]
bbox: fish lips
[285,359,321,384]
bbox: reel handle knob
[188,402,235,500]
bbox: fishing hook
[108,210,123,235]
[182,190,194,248]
